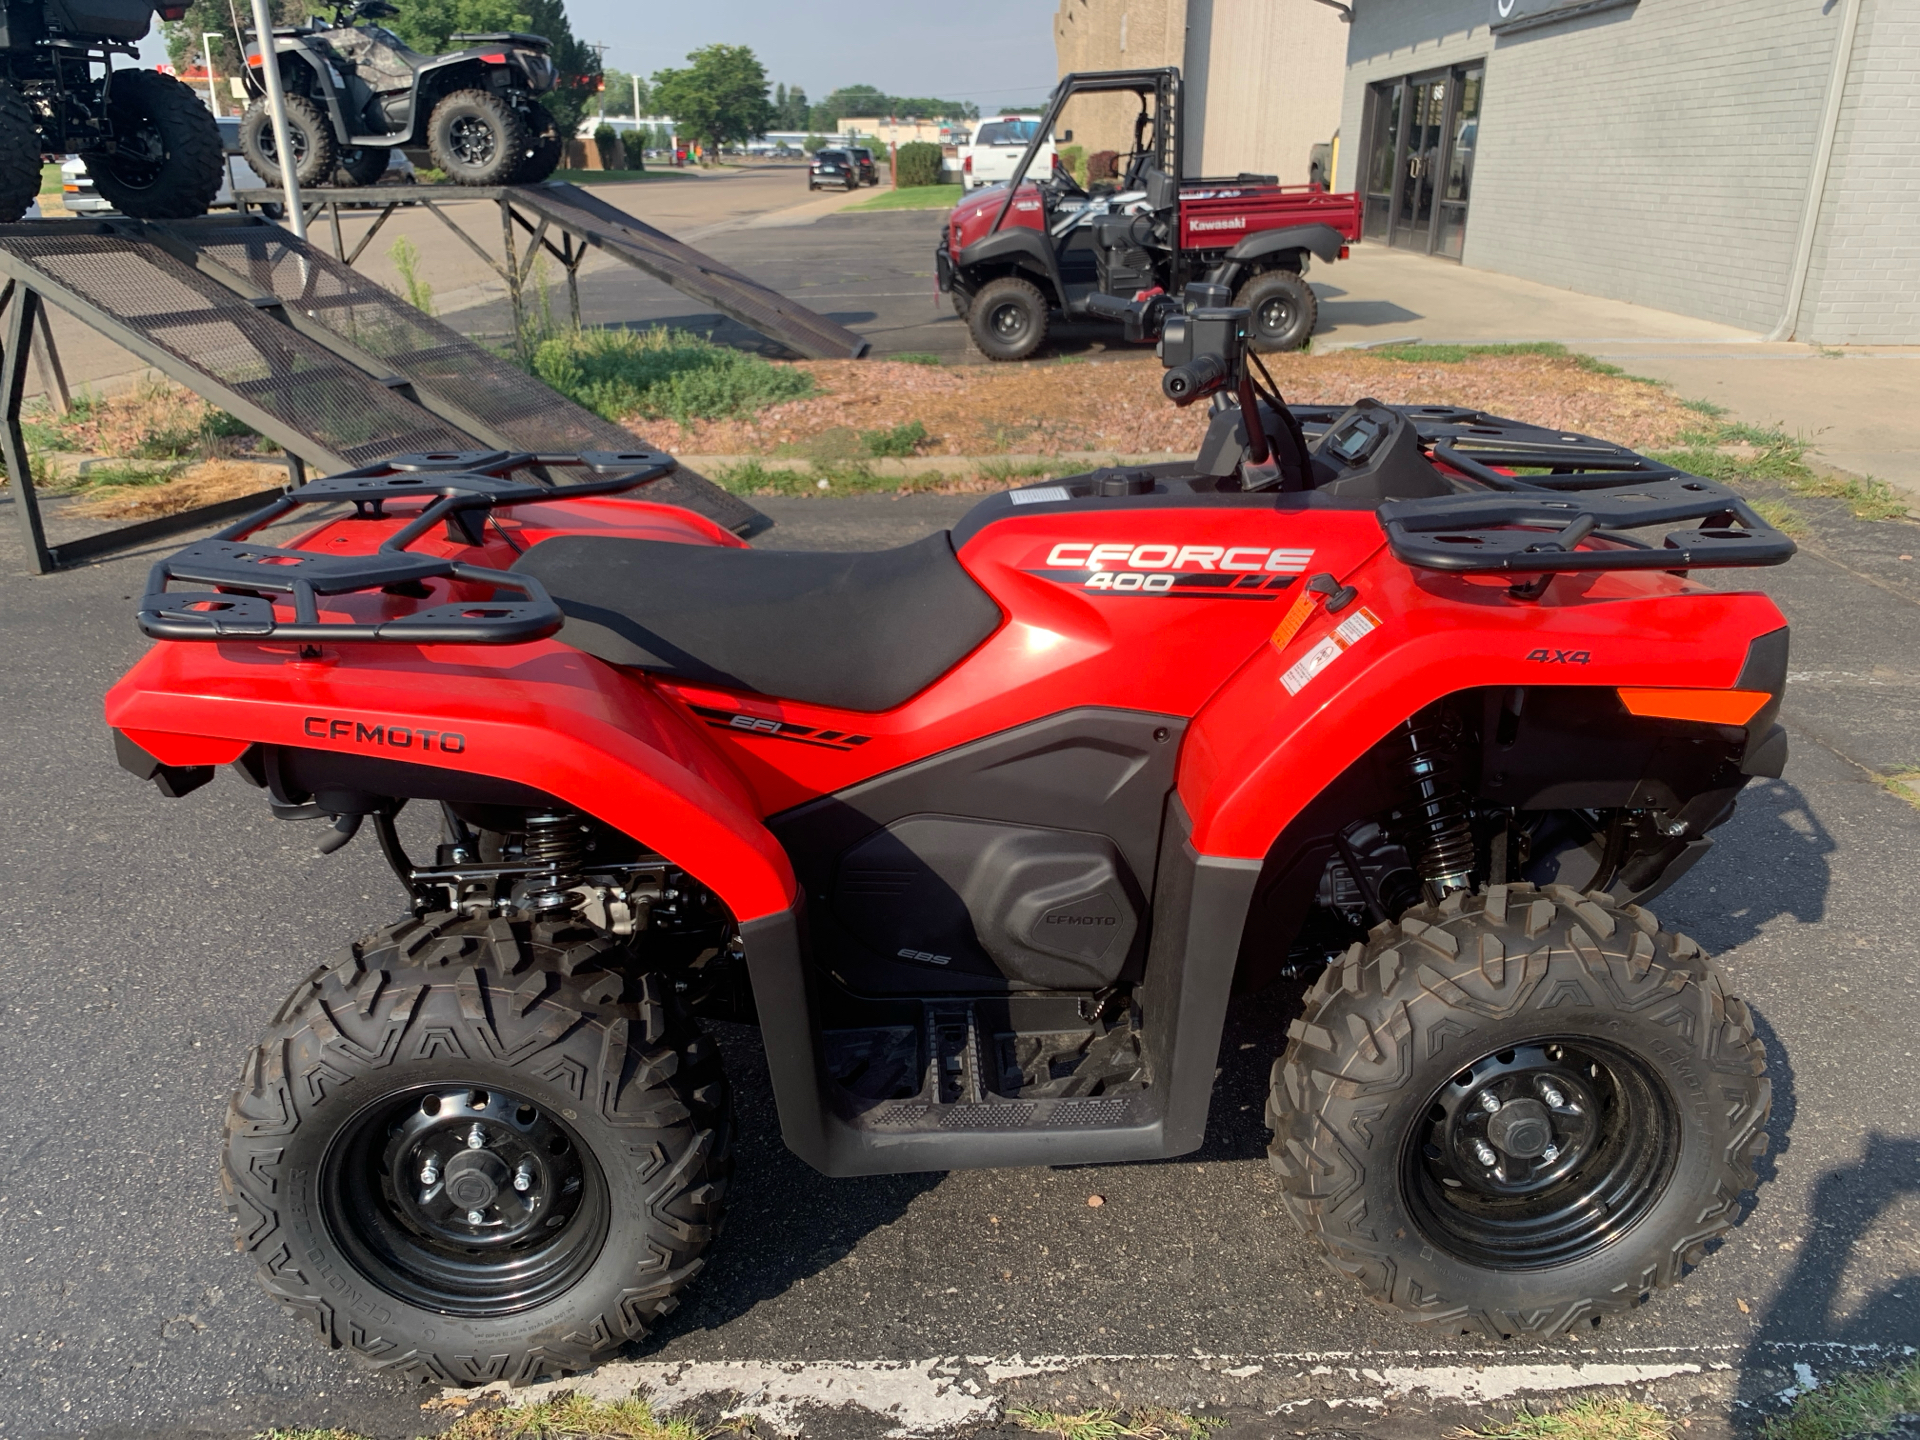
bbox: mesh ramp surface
[515,183,872,361]
[172,218,768,536]
[0,223,469,471]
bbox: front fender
[955,227,1062,304]
[1179,550,1792,861]
[105,637,798,921]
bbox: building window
[1359,63,1486,260]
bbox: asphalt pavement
[1,481,1917,1440]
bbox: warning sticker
[1269,591,1319,653]
[1281,606,1381,696]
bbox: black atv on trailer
[239,0,561,188]
[0,0,223,221]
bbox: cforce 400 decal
[1030,542,1314,599]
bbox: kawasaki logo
[1190,216,1247,231]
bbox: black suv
[848,144,878,185]
[809,147,857,191]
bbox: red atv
[108,291,1790,1382]
[938,67,1362,359]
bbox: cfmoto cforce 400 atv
[240,0,560,188]
[109,287,1792,1381]
[0,0,222,221]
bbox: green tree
[163,0,309,87]
[649,44,773,150]
[596,65,647,118]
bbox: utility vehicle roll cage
[986,67,1183,245]
[137,448,675,645]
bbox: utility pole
[248,0,305,238]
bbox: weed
[1650,423,1812,486]
[1679,396,1728,417]
[977,457,1076,484]
[1760,1352,1920,1440]
[390,236,436,316]
[440,1390,714,1440]
[65,459,186,492]
[891,352,944,366]
[1459,1396,1674,1440]
[862,419,927,457]
[526,327,814,424]
[1749,497,1806,535]
[1011,1405,1224,1440]
[1787,472,1911,523]
[1882,771,1920,811]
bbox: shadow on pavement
[1687,777,1836,949]
[1737,1134,1920,1424]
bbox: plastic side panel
[1179,556,1792,860]
[104,639,797,920]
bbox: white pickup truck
[961,116,1055,190]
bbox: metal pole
[201,31,222,115]
[248,0,307,240]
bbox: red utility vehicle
[107,293,1790,1383]
[938,67,1363,359]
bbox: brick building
[1336,0,1918,343]
[1053,0,1347,185]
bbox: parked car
[848,145,879,185]
[809,148,858,191]
[962,115,1053,190]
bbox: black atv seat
[512,533,1005,713]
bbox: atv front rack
[1293,406,1795,576]
[137,449,674,644]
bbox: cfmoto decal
[1029,542,1312,599]
[689,705,872,751]
[302,715,466,753]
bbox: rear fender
[104,638,797,921]
[1226,223,1346,266]
[1179,555,1792,861]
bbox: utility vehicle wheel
[1268,884,1768,1338]
[85,69,224,218]
[0,86,40,222]
[334,146,391,187]
[429,90,530,186]
[950,289,973,320]
[1235,269,1317,353]
[223,914,733,1384]
[968,276,1048,361]
[239,95,338,190]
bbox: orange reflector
[1617,688,1770,725]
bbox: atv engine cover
[834,817,1142,991]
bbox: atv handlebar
[1161,354,1226,403]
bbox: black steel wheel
[1269,884,1769,1338]
[0,85,40,222]
[968,275,1049,361]
[224,913,733,1385]
[238,94,338,190]
[428,89,530,186]
[85,69,224,218]
[1234,268,1317,353]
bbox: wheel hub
[1403,1039,1678,1270]
[322,1083,607,1315]
[1258,297,1293,333]
[991,302,1027,338]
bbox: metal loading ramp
[0,217,768,571]
[515,183,872,361]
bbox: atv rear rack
[137,449,673,644]
[1292,405,1795,577]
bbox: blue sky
[147,2,1063,111]
[567,0,1059,108]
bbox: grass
[391,236,436,316]
[40,161,62,196]
[1366,341,1665,387]
[256,1390,718,1440]
[1760,1352,1920,1440]
[844,183,963,211]
[1646,420,1914,522]
[715,452,1080,497]
[525,325,814,424]
[1457,1396,1675,1440]
[891,352,945,365]
[861,419,927,457]
[1010,1405,1224,1440]
[546,169,688,184]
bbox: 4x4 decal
[1527,648,1592,664]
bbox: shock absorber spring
[523,812,587,913]
[1397,711,1476,900]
